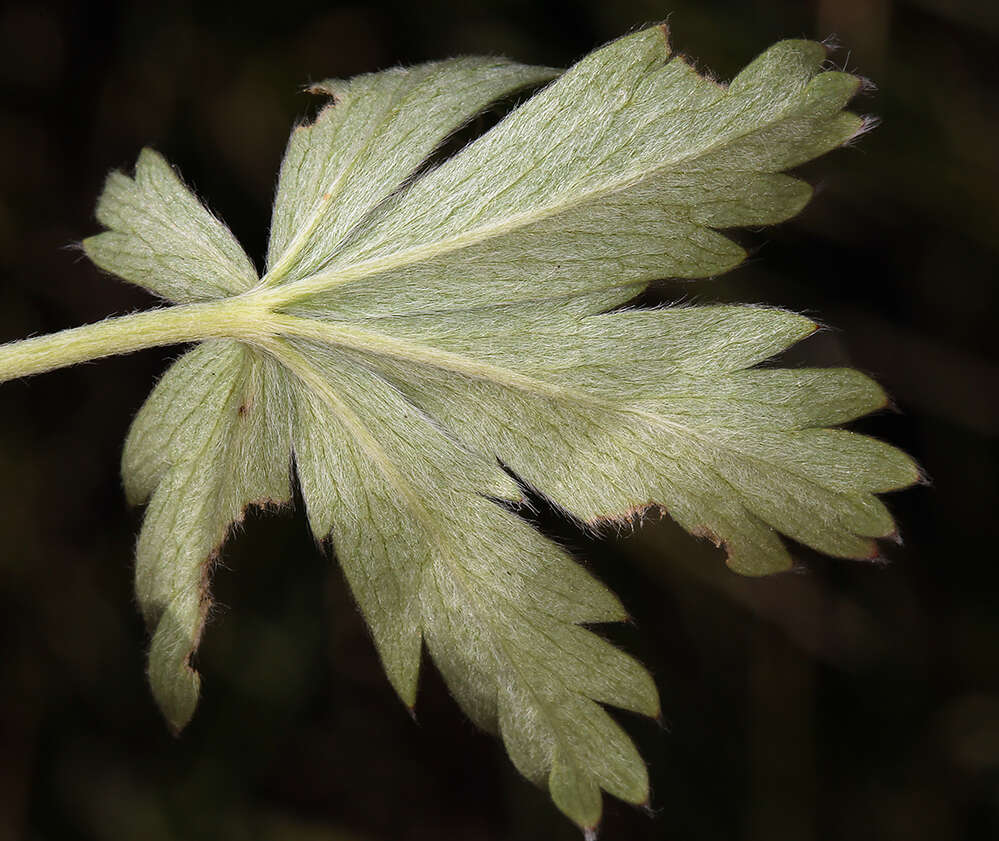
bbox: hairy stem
[0,297,268,384]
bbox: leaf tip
[798,314,822,340]
[305,78,349,102]
[166,706,195,738]
[846,113,880,147]
[79,234,101,263]
[136,145,162,167]
[881,447,926,492]
[150,647,202,736]
[638,798,658,818]
[647,695,664,723]
[906,461,930,491]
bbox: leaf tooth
[574,700,650,804]
[549,753,603,831]
[728,39,827,99]
[147,587,205,735]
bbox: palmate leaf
[79,26,919,832]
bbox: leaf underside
[85,26,918,831]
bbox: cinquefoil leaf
[80,25,919,831]
[84,148,258,303]
[121,340,294,732]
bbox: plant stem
[0,297,268,384]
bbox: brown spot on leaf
[585,501,666,534]
[305,86,343,109]
[863,540,884,562]
[690,524,723,547]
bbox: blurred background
[0,1,997,839]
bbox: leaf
[265,57,559,282]
[121,340,294,732]
[84,148,258,303]
[281,32,864,318]
[80,26,919,831]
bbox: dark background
[1,1,997,839]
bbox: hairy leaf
[78,26,918,831]
[85,149,258,303]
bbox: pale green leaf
[272,336,657,828]
[265,57,558,283]
[283,30,864,320]
[122,340,293,731]
[83,148,258,303]
[71,24,921,832]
